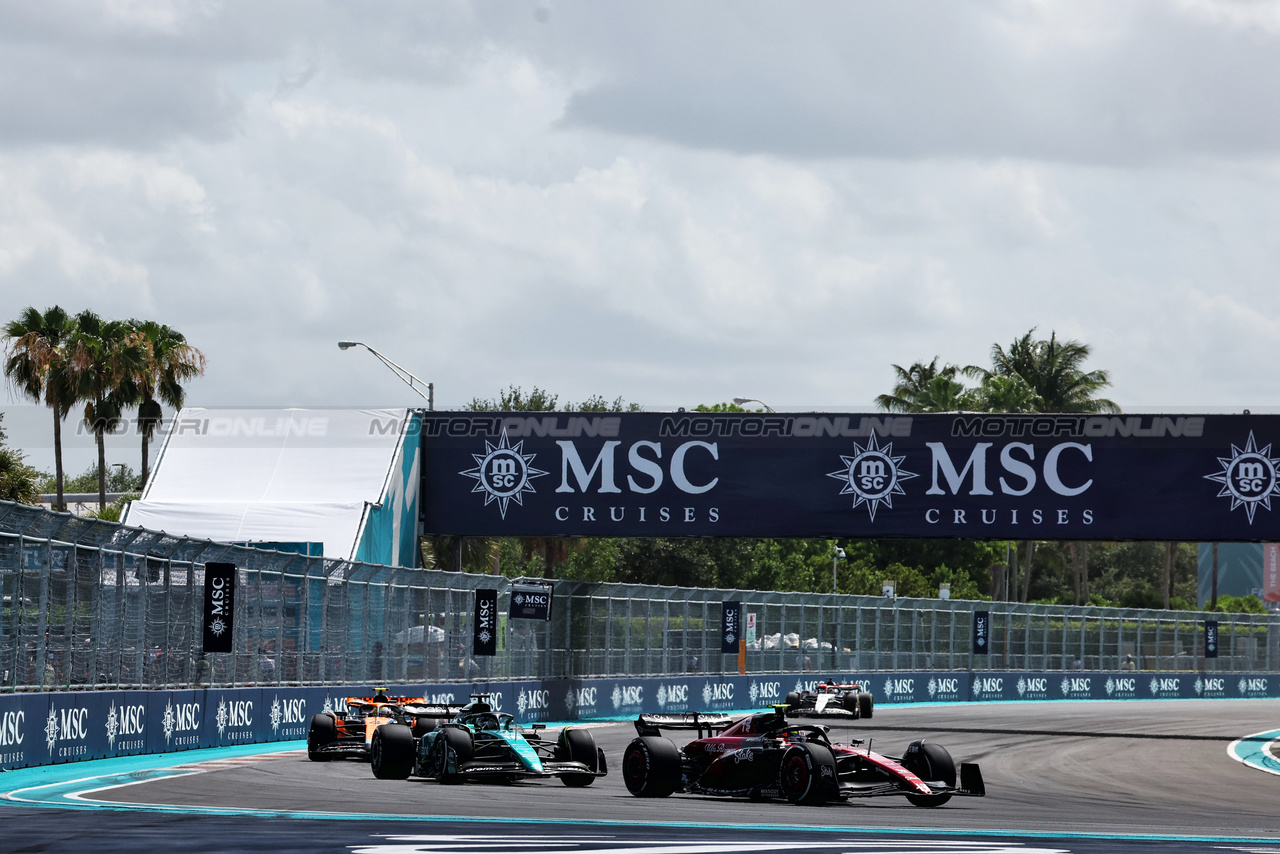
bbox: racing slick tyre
[858,692,873,719]
[432,726,474,784]
[558,727,599,787]
[622,736,681,798]
[371,723,415,780]
[901,740,955,807]
[307,713,337,761]
[840,693,861,718]
[778,742,837,806]
[784,691,801,711]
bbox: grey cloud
[544,1,1280,163]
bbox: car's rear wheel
[432,726,474,784]
[778,742,836,805]
[858,692,874,719]
[559,727,598,787]
[411,715,438,738]
[622,736,681,797]
[840,692,861,717]
[307,713,336,761]
[371,723,415,780]
[901,740,954,807]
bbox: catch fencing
[1,500,1277,693]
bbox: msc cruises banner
[419,411,1280,539]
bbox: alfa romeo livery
[622,707,984,807]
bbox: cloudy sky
[4,0,1280,472]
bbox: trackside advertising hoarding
[419,412,1280,539]
[1,673,1278,770]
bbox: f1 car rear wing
[401,703,467,718]
[634,712,734,739]
[345,695,426,713]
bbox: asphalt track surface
[3,699,1279,853]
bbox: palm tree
[911,374,978,412]
[875,358,963,412]
[979,329,1119,413]
[67,310,147,510]
[974,330,1117,602]
[3,306,76,511]
[131,320,205,488]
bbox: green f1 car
[369,695,607,787]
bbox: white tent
[122,408,420,566]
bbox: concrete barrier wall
[3,670,1277,771]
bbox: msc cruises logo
[1204,431,1280,524]
[460,431,548,518]
[827,432,918,521]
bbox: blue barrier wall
[2,671,1277,770]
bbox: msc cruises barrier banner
[418,411,1280,539]
[2,673,1278,770]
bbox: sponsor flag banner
[418,412,1280,540]
[1264,543,1280,604]
[509,584,553,621]
[202,563,236,654]
[474,588,498,656]
[721,601,741,654]
[973,611,990,656]
[1204,620,1219,659]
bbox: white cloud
[0,0,1278,421]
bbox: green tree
[839,539,1002,600]
[467,385,560,411]
[967,374,1042,413]
[977,328,1119,414]
[570,394,642,412]
[131,320,205,489]
[3,305,76,510]
[0,413,41,505]
[67,311,147,510]
[40,462,143,495]
[911,374,978,412]
[693,402,752,413]
[875,358,964,413]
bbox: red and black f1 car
[622,708,984,807]
[785,681,874,718]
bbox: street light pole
[832,546,845,594]
[338,341,434,409]
[732,397,776,413]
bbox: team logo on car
[827,433,917,521]
[1204,431,1280,524]
[460,431,548,518]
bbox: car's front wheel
[558,727,598,787]
[307,713,336,762]
[431,726,473,784]
[901,740,955,807]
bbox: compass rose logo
[1204,431,1280,524]
[460,431,548,518]
[827,432,918,521]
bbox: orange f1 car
[307,689,459,761]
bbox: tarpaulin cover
[122,408,419,565]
